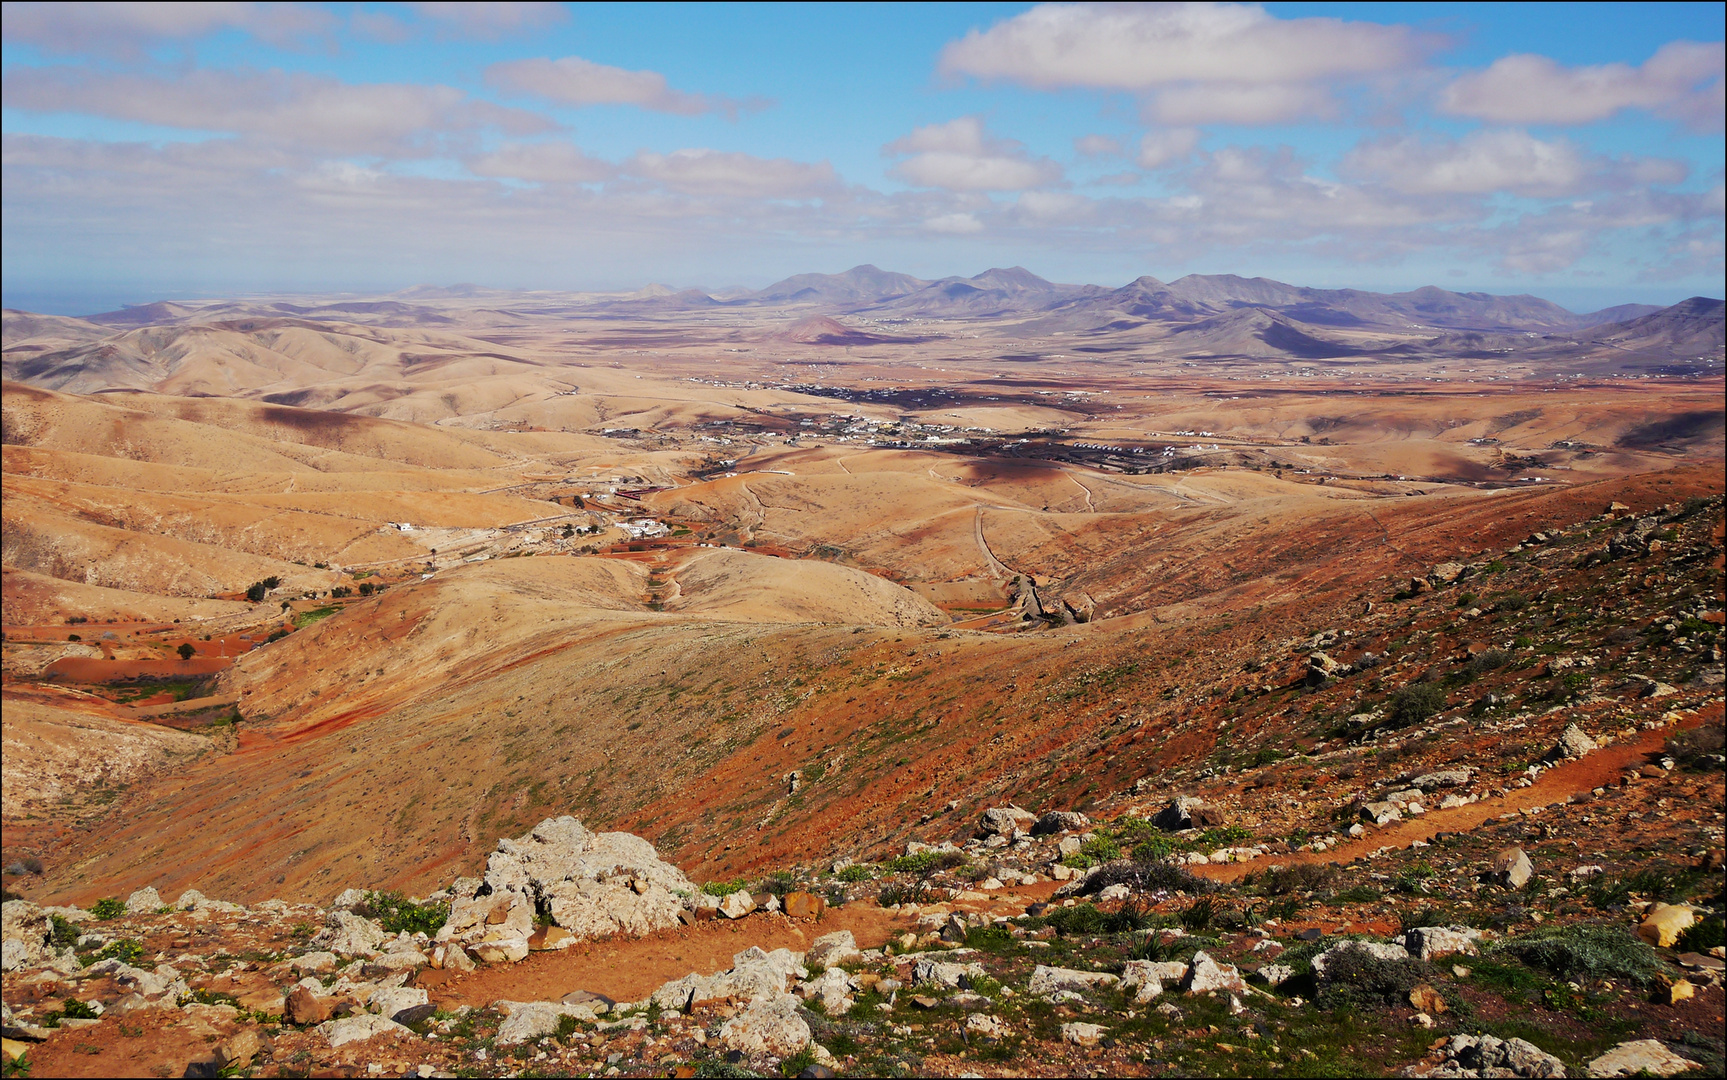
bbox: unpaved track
[1194,702,1719,884]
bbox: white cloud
[487,56,757,117]
[625,149,839,198]
[409,2,567,38]
[924,212,984,234]
[1074,134,1122,157]
[886,116,1063,191]
[1137,128,1200,169]
[470,141,614,183]
[1,66,551,157]
[940,2,1432,124]
[0,1,336,56]
[1346,130,1691,198]
[1441,42,1726,131]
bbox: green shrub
[1678,916,1725,953]
[1469,648,1512,675]
[1666,724,1725,772]
[49,915,79,948]
[83,938,145,966]
[1249,863,1336,896]
[835,864,874,883]
[363,891,448,936]
[89,898,125,920]
[1495,922,1667,986]
[1178,896,1216,932]
[1314,943,1432,1010]
[1387,683,1446,726]
[700,878,748,897]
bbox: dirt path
[422,903,915,1008]
[1194,702,1718,884]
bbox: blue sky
[3,1,1722,314]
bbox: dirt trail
[424,903,915,1008]
[1195,702,1718,884]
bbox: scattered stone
[807,930,862,969]
[782,892,825,920]
[1409,984,1448,1015]
[1258,964,1294,988]
[1028,965,1119,997]
[1490,847,1534,889]
[1032,811,1090,835]
[719,890,756,920]
[1060,1022,1106,1046]
[1430,562,1465,584]
[965,1013,1007,1039]
[980,805,1037,837]
[1361,801,1403,826]
[1638,904,1697,948]
[1667,979,1696,1005]
[495,1000,601,1044]
[717,994,811,1057]
[1402,926,1484,961]
[1586,1039,1701,1077]
[319,1012,409,1048]
[1153,797,1222,832]
[1119,960,1167,1002]
[284,987,331,1026]
[1421,1033,1568,1078]
[1410,769,1472,790]
[913,958,988,990]
[1552,724,1598,760]
[123,887,163,914]
[1183,952,1247,994]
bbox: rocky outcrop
[1586,1039,1700,1077]
[1153,797,1222,832]
[651,946,808,1012]
[438,816,692,963]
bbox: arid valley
[0,266,1723,1078]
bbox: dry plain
[0,272,1723,1077]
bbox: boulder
[783,891,826,920]
[798,967,855,1015]
[965,1013,1007,1039]
[1429,1034,1567,1078]
[1638,904,1697,948]
[1409,984,1448,1015]
[289,951,338,973]
[806,930,862,969]
[1153,797,1221,832]
[284,987,330,1026]
[438,817,693,961]
[313,911,388,957]
[1311,940,1409,977]
[1361,801,1403,826]
[658,946,810,1011]
[1586,1040,1699,1078]
[1061,1022,1106,1046]
[1183,951,1247,994]
[1258,964,1294,987]
[0,901,52,972]
[367,985,426,1019]
[124,887,163,915]
[1402,926,1484,961]
[1490,847,1534,889]
[717,994,811,1057]
[979,805,1036,838]
[318,1012,409,1048]
[1028,964,1119,997]
[718,890,756,920]
[1410,769,1472,790]
[494,999,601,1044]
[1031,811,1090,836]
[912,958,987,990]
[1430,562,1466,584]
[1119,960,1166,1002]
[1553,724,1598,760]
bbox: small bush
[835,864,874,883]
[89,898,125,920]
[1492,591,1529,613]
[1178,896,1216,932]
[1314,944,1431,1010]
[1495,922,1667,986]
[1666,724,1725,772]
[1469,648,1512,675]
[1045,903,1106,936]
[1249,863,1336,897]
[1678,916,1725,953]
[1387,683,1447,727]
[363,891,448,936]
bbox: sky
[2,1,1723,315]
